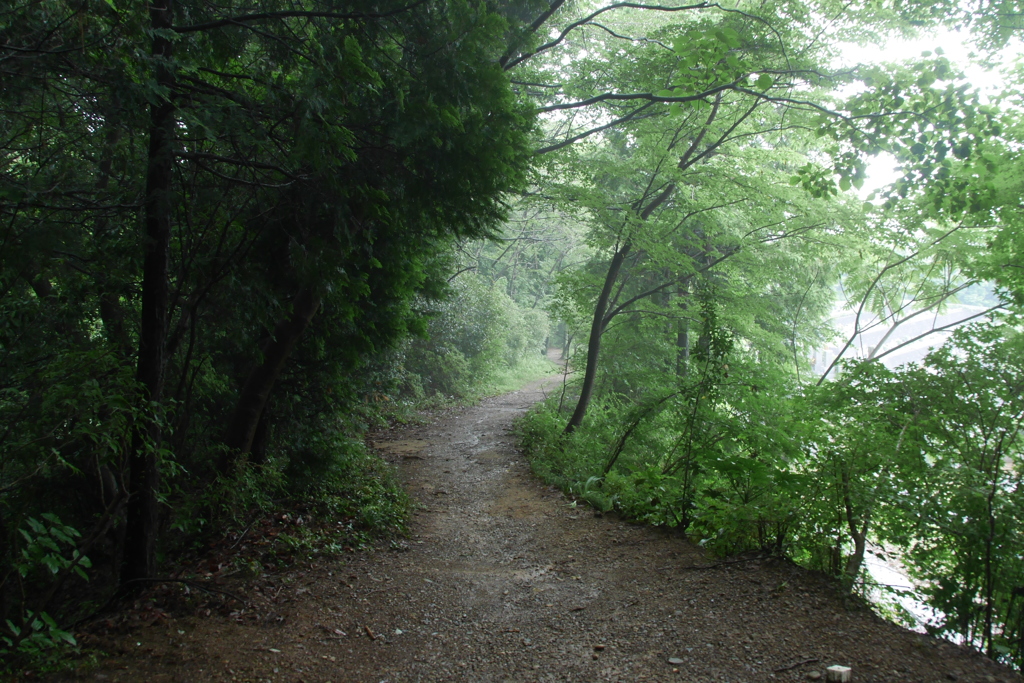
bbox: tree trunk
[249,408,272,466]
[841,467,871,586]
[221,287,321,469]
[843,520,869,583]
[563,184,677,433]
[121,0,175,585]
[564,243,630,434]
[676,281,691,377]
[95,124,134,358]
[984,476,998,658]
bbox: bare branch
[536,81,740,113]
[535,103,659,155]
[176,152,301,179]
[869,305,1005,364]
[867,281,975,358]
[817,223,968,385]
[500,0,569,69]
[504,2,711,71]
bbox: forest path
[77,376,1017,683]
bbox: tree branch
[535,103,659,154]
[867,281,974,359]
[817,224,966,385]
[868,305,1004,365]
[537,81,739,113]
[173,2,429,33]
[499,0,568,69]
[503,2,710,71]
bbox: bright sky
[836,28,1024,195]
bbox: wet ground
[67,376,1021,682]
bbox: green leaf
[756,74,773,91]
[715,27,741,48]
[53,629,77,646]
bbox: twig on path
[229,516,261,549]
[774,658,819,673]
[317,623,347,639]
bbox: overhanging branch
[535,103,659,154]
[537,82,739,113]
[173,1,428,33]
[504,2,711,71]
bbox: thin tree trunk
[844,519,869,583]
[94,124,134,358]
[563,183,676,434]
[603,391,680,474]
[121,0,175,585]
[221,287,321,469]
[564,243,630,434]
[984,475,998,658]
[841,468,871,585]
[676,281,690,377]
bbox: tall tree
[1,0,534,594]
[509,0,862,431]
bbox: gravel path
[72,376,1021,683]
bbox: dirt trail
[73,376,1020,682]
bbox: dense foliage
[5,0,1024,673]
[0,0,539,663]
[402,271,552,401]
[506,0,1024,671]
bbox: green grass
[472,353,561,397]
